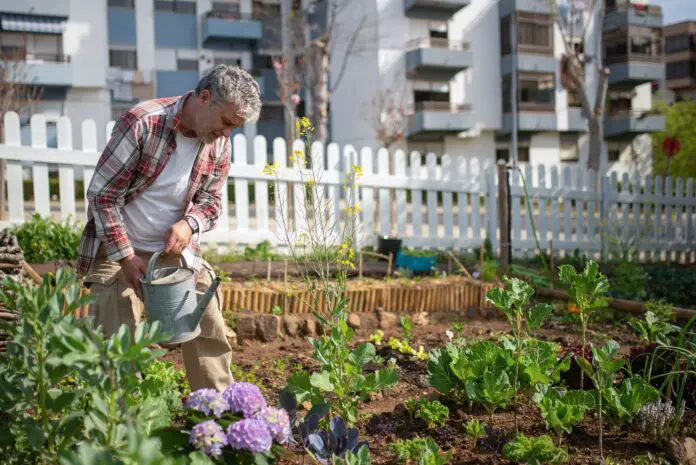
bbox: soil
[162,313,695,465]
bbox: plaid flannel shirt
[76,92,231,276]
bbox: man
[76,65,262,391]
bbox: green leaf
[23,417,46,449]
[286,371,314,403]
[310,371,335,392]
[46,388,79,412]
[526,303,553,331]
[427,348,458,394]
[364,368,399,392]
[348,343,376,368]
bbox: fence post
[600,173,610,261]
[486,164,499,256]
[497,161,510,271]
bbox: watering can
[140,251,221,346]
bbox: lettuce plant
[404,397,449,429]
[532,385,595,443]
[388,436,453,465]
[502,434,568,465]
[464,419,486,448]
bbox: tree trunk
[587,116,602,172]
[312,42,330,145]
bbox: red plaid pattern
[76,92,231,276]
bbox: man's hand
[120,254,147,300]
[164,219,193,255]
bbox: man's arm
[86,112,143,263]
[185,136,231,234]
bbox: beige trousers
[83,247,234,391]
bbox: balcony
[0,53,72,87]
[404,0,470,21]
[604,110,665,139]
[500,54,556,74]
[604,4,662,32]
[499,0,554,17]
[607,60,664,87]
[405,38,472,81]
[499,104,556,134]
[202,11,262,44]
[407,102,473,140]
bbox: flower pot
[377,236,402,259]
[395,252,437,273]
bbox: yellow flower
[305,179,316,187]
[342,205,362,215]
[289,149,305,163]
[295,117,314,136]
[351,164,363,179]
[262,162,280,176]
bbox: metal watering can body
[140,251,221,345]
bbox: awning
[0,13,67,34]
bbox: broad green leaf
[348,343,376,368]
[310,371,335,392]
[23,417,46,449]
[427,348,458,394]
[364,368,398,391]
[526,303,553,331]
[46,388,79,412]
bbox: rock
[302,318,318,337]
[283,315,300,337]
[225,326,238,346]
[235,315,256,343]
[413,312,429,327]
[256,315,281,342]
[368,391,383,402]
[347,313,361,330]
[377,309,399,330]
[668,437,696,465]
[360,313,379,331]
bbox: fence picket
[3,112,24,222]
[254,136,269,234]
[410,152,423,247]
[377,148,390,236]
[394,150,407,238]
[81,120,97,217]
[686,179,694,262]
[562,166,573,247]
[274,138,289,238]
[653,176,664,261]
[233,134,247,234]
[327,143,340,238]
[511,167,521,252]
[457,155,469,243]
[360,146,375,244]
[30,115,50,218]
[537,165,547,248]
[674,177,684,261]
[57,117,76,220]
[550,166,560,248]
[471,159,482,243]
[587,169,597,252]
[575,168,585,244]
[293,139,308,236]
[426,153,438,239]
[442,155,454,241]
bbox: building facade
[664,20,696,101]
[330,0,666,176]
[0,0,284,151]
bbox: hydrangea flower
[254,407,292,444]
[184,388,229,417]
[226,418,273,454]
[222,382,267,418]
[189,420,227,458]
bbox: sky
[653,0,696,26]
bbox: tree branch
[328,15,366,94]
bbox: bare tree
[551,0,610,171]
[273,0,376,144]
[0,50,43,219]
[368,86,407,150]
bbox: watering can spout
[193,277,222,327]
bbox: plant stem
[581,316,587,390]
[514,310,522,433]
[598,385,604,462]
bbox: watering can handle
[144,251,188,285]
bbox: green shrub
[11,214,81,263]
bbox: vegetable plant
[11,213,82,263]
[532,385,595,443]
[388,436,453,465]
[628,311,680,346]
[305,416,370,465]
[557,260,609,389]
[486,277,553,430]
[464,419,485,447]
[602,377,660,426]
[502,434,568,465]
[404,398,449,429]
[401,316,414,342]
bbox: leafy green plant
[243,241,278,261]
[602,377,660,426]
[464,419,485,447]
[388,436,453,465]
[401,316,414,342]
[502,434,568,465]
[486,277,553,430]
[643,299,676,323]
[11,213,82,263]
[404,398,449,429]
[628,311,679,346]
[0,268,172,464]
[386,336,428,361]
[532,386,595,443]
[515,339,570,389]
[132,360,188,414]
[271,306,283,316]
[400,248,437,258]
[557,260,609,389]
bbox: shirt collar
[168,90,194,133]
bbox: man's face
[193,90,246,144]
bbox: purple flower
[226,418,273,453]
[254,407,292,444]
[189,420,227,458]
[222,382,267,418]
[184,388,229,417]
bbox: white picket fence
[1,112,695,263]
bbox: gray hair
[195,65,262,123]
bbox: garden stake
[359,251,363,279]
[479,242,484,279]
[267,259,271,282]
[448,251,473,279]
[284,259,288,313]
[549,240,555,287]
[387,252,393,276]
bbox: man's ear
[198,89,212,105]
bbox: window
[560,135,579,162]
[665,33,691,54]
[214,57,241,67]
[108,0,135,8]
[109,49,137,69]
[630,26,662,58]
[519,73,555,106]
[212,1,240,15]
[500,16,511,55]
[517,147,530,163]
[260,105,284,122]
[155,0,196,14]
[177,58,198,71]
[496,149,509,163]
[666,61,694,80]
[608,149,620,162]
[517,14,553,53]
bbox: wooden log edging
[219,277,502,314]
[534,286,696,323]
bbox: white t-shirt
[122,131,200,253]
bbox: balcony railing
[1,51,71,63]
[409,101,472,113]
[607,3,662,16]
[405,37,470,51]
[206,10,254,20]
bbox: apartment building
[664,20,696,101]
[330,0,665,175]
[0,0,285,150]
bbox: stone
[377,309,399,330]
[283,315,300,337]
[302,318,318,337]
[225,326,238,346]
[235,315,256,343]
[347,313,361,330]
[360,313,379,331]
[413,312,429,327]
[368,391,383,402]
[256,315,281,342]
[668,437,696,465]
